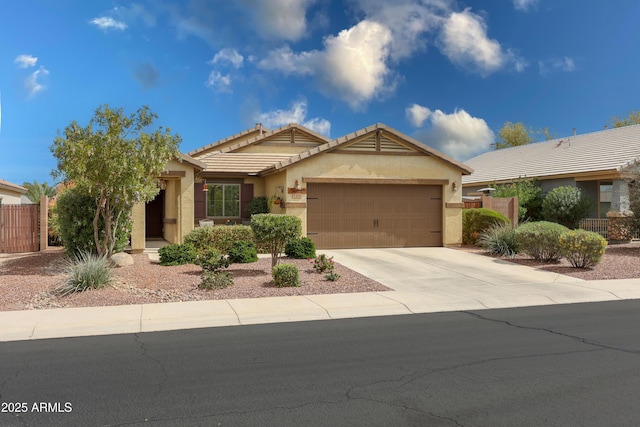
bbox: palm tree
[22,180,56,205]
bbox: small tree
[493,121,553,150]
[492,178,543,222]
[251,214,302,267]
[50,105,181,258]
[542,186,591,229]
[21,180,56,205]
[610,109,640,128]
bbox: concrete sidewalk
[2,248,639,342]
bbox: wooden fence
[0,204,40,253]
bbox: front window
[206,183,240,217]
[599,181,612,218]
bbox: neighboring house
[0,179,28,205]
[462,124,640,221]
[129,123,473,252]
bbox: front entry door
[145,190,165,238]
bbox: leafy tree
[491,178,543,222]
[50,104,181,258]
[251,214,302,267]
[610,109,640,128]
[493,121,553,150]
[21,180,56,205]
[542,186,591,229]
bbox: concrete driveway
[321,247,636,310]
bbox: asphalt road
[2,300,640,426]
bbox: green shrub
[312,254,335,273]
[228,240,258,263]
[324,271,341,282]
[462,208,510,245]
[56,187,130,256]
[251,214,302,267]
[184,225,270,254]
[247,197,269,216]
[198,271,234,290]
[492,177,544,222]
[195,248,231,272]
[478,224,519,257]
[158,243,197,266]
[56,251,113,296]
[559,230,607,268]
[515,221,569,262]
[285,237,316,259]
[272,263,300,287]
[542,186,591,229]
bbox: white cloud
[205,71,232,93]
[90,16,128,30]
[14,54,38,68]
[438,9,507,76]
[513,0,539,11]
[259,20,393,109]
[256,100,331,137]
[210,48,244,69]
[349,0,448,61]
[406,104,432,127]
[539,56,576,75]
[240,0,316,41]
[25,66,49,98]
[413,107,494,160]
[257,46,316,76]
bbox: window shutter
[241,184,254,220]
[194,182,206,219]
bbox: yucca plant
[56,251,113,296]
[478,224,519,257]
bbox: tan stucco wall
[0,190,25,204]
[279,152,464,246]
[263,172,287,214]
[130,158,197,252]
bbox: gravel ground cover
[2,242,638,312]
[0,247,389,311]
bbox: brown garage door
[307,183,442,249]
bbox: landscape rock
[111,252,134,267]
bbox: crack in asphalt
[132,334,168,397]
[463,311,640,355]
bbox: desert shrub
[478,224,519,257]
[515,221,569,262]
[272,263,300,287]
[185,225,263,253]
[559,230,607,268]
[195,247,231,272]
[56,187,130,256]
[312,254,335,273]
[324,271,341,282]
[251,214,302,267]
[462,208,510,245]
[285,237,316,259]
[158,243,197,266]
[56,251,112,295]
[542,186,591,229]
[247,196,269,216]
[198,271,234,290]
[228,240,258,263]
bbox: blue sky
[1,0,639,186]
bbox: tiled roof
[217,123,331,154]
[188,125,269,157]
[462,124,640,185]
[261,123,474,175]
[0,179,27,193]
[197,152,295,175]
